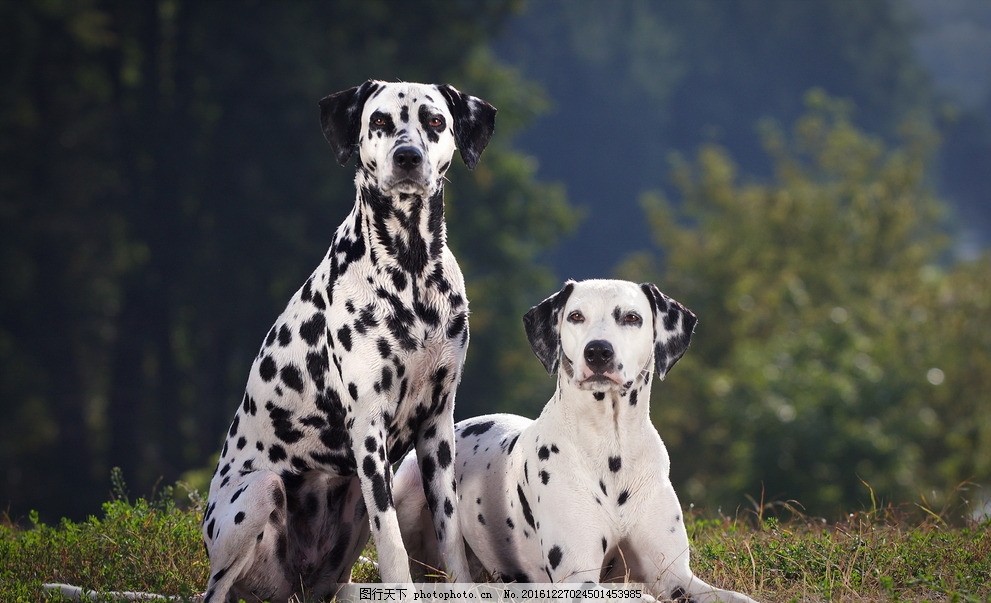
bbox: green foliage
[620,92,991,517]
[1,491,207,601]
[0,0,575,521]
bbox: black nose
[584,340,615,372]
[393,145,423,171]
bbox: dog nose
[393,145,423,171]
[584,340,614,372]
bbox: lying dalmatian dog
[394,279,757,602]
[201,80,495,602]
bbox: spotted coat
[201,80,495,603]
[394,280,758,603]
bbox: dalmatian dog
[394,279,757,602]
[201,80,496,602]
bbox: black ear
[437,84,497,170]
[523,281,575,375]
[319,80,380,166]
[640,283,698,380]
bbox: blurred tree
[620,92,991,517]
[495,0,935,277]
[0,0,576,521]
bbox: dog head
[319,80,496,197]
[523,279,697,393]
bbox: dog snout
[393,145,424,172]
[583,339,615,373]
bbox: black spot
[348,382,358,401]
[212,566,227,582]
[460,420,495,438]
[280,364,304,393]
[337,326,353,352]
[206,518,216,540]
[312,291,327,310]
[548,545,563,570]
[234,512,245,525]
[477,513,486,525]
[299,313,326,346]
[230,486,247,503]
[236,436,246,450]
[265,326,277,348]
[377,337,392,359]
[372,473,390,511]
[608,456,622,472]
[389,268,408,291]
[278,324,292,346]
[601,536,607,552]
[421,455,437,485]
[599,479,607,495]
[365,436,377,453]
[539,470,550,485]
[306,350,328,388]
[380,365,393,391]
[268,444,287,463]
[354,306,378,334]
[363,455,377,477]
[551,444,559,454]
[507,434,520,453]
[506,517,515,529]
[538,446,550,461]
[447,311,467,339]
[618,490,629,505]
[444,498,454,517]
[517,485,536,529]
[437,440,452,468]
[593,392,605,401]
[227,415,240,437]
[259,356,277,382]
[267,401,304,444]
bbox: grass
[2,477,989,602]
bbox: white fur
[395,280,758,603]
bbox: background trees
[620,93,991,516]
[2,0,989,522]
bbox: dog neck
[544,362,655,443]
[346,178,449,277]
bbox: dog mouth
[382,176,433,196]
[576,371,625,390]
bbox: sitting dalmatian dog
[394,279,757,602]
[201,81,496,602]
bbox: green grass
[2,485,989,602]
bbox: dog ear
[523,281,575,375]
[437,84,497,170]
[640,283,698,380]
[319,80,380,166]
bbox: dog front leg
[415,409,470,582]
[352,413,414,583]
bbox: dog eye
[567,310,584,324]
[428,116,444,128]
[621,312,642,327]
[372,117,386,127]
